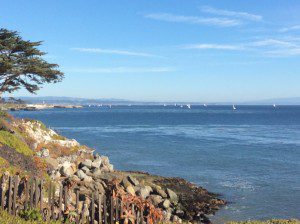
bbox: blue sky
[1,0,300,102]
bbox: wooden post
[51,184,55,220]
[8,176,13,214]
[110,195,114,224]
[12,176,19,215]
[132,204,135,223]
[81,202,86,224]
[58,185,63,220]
[63,185,68,213]
[98,194,102,224]
[24,180,29,210]
[0,176,5,210]
[34,178,38,208]
[115,198,119,221]
[40,180,43,212]
[103,195,107,224]
[91,193,95,224]
[120,199,123,219]
[140,207,143,224]
[30,180,34,208]
[75,190,79,224]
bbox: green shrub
[19,209,43,221]
[0,130,33,156]
[0,210,59,224]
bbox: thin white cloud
[144,13,241,27]
[182,38,300,57]
[184,43,243,50]
[264,48,300,57]
[65,67,175,74]
[250,39,297,47]
[71,48,163,58]
[279,25,300,32]
[201,6,262,21]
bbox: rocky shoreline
[0,116,226,223]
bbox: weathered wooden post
[75,189,79,224]
[34,178,38,208]
[91,192,95,224]
[40,180,43,212]
[12,175,19,215]
[58,185,63,220]
[110,194,114,224]
[30,180,34,208]
[103,194,107,224]
[0,175,5,210]
[98,193,102,224]
[8,176,13,214]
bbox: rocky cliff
[0,112,225,223]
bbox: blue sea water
[11,105,300,223]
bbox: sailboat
[273,104,276,108]
[203,104,207,107]
[233,105,236,110]
[187,104,191,109]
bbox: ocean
[11,105,300,223]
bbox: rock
[76,170,88,180]
[95,182,105,193]
[101,156,110,165]
[81,166,90,173]
[121,178,132,188]
[36,148,49,158]
[128,175,139,186]
[153,187,167,198]
[81,159,92,168]
[83,176,93,182]
[91,159,102,168]
[163,210,172,221]
[147,195,163,206]
[92,169,102,178]
[101,164,113,172]
[126,185,136,196]
[60,161,75,177]
[50,170,61,180]
[166,188,178,203]
[171,215,181,223]
[137,186,151,199]
[162,199,171,209]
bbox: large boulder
[36,148,49,158]
[80,159,92,169]
[91,159,102,168]
[126,185,136,196]
[147,195,163,206]
[60,161,76,177]
[128,175,139,186]
[101,156,110,165]
[162,199,171,209]
[153,186,167,198]
[166,188,178,203]
[137,186,151,199]
[76,170,88,180]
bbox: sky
[1,0,300,102]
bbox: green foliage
[0,210,60,224]
[0,130,33,156]
[0,28,64,94]
[226,219,300,224]
[52,134,66,140]
[19,209,42,221]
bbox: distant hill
[8,96,300,105]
